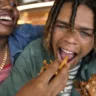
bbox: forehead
[57,2,94,29]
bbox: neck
[0,37,8,50]
[0,36,10,67]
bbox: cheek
[52,28,65,44]
[14,10,19,21]
[81,38,94,57]
[52,30,64,50]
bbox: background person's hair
[43,0,96,63]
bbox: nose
[1,1,12,11]
[63,29,77,45]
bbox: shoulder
[10,24,44,41]
[87,59,96,76]
[19,37,53,66]
[27,38,43,48]
[14,24,44,34]
[18,38,45,55]
[13,38,45,70]
[15,38,51,77]
[79,58,96,81]
[25,38,46,55]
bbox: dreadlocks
[44,0,96,55]
[70,0,79,30]
[44,0,64,52]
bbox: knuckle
[35,80,45,90]
[49,63,59,71]
[35,83,45,92]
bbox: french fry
[59,56,68,70]
[40,56,68,75]
[43,60,49,66]
[40,66,47,73]
[40,60,49,73]
[50,59,53,64]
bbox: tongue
[60,51,75,61]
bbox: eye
[80,31,91,37]
[10,2,17,8]
[55,24,69,33]
[57,24,68,28]
[55,24,69,30]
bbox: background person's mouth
[0,15,13,26]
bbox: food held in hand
[40,56,68,75]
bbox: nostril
[63,39,77,45]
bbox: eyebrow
[56,20,69,26]
[79,27,94,32]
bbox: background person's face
[0,0,19,36]
[52,2,94,69]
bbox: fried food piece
[40,56,68,75]
[59,56,68,70]
[74,74,96,96]
[40,60,49,73]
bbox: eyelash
[56,25,68,29]
[80,31,91,37]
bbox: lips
[0,16,12,21]
[58,48,77,63]
[0,15,14,26]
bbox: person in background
[0,0,44,83]
[1,0,96,96]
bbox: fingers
[39,60,60,83]
[51,83,65,96]
[48,65,69,94]
[37,59,70,96]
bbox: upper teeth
[0,16,12,21]
[61,49,73,54]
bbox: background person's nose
[1,1,12,11]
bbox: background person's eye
[10,2,17,8]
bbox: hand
[16,60,69,96]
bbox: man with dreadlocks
[0,0,96,96]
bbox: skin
[16,60,69,96]
[0,0,19,36]
[16,2,95,96]
[0,0,19,65]
[52,2,94,69]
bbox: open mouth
[0,15,13,26]
[58,48,77,63]
[0,16,12,21]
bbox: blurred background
[17,0,54,25]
